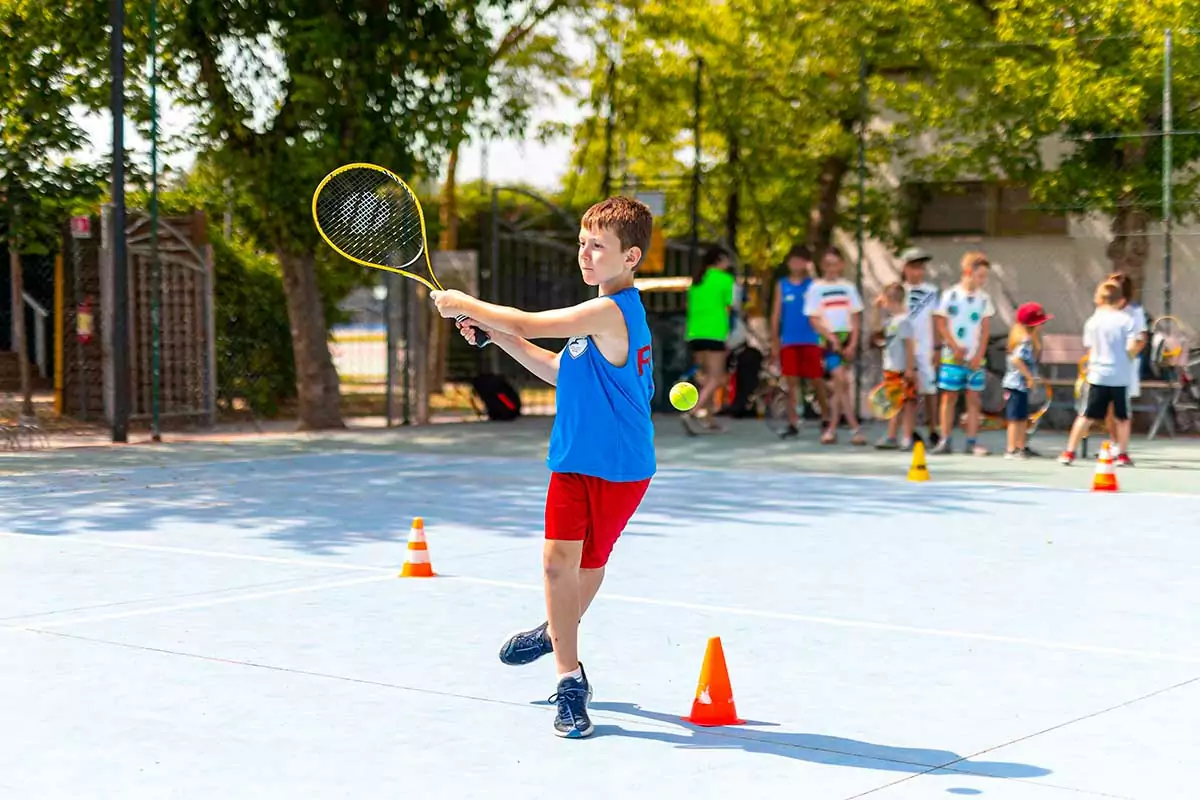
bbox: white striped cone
[400,517,436,577]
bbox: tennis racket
[1026,381,1052,434]
[868,380,904,420]
[312,162,489,347]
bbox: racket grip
[455,314,490,348]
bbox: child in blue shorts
[932,252,996,455]
[1002,302,1052,458]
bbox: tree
[563,0,995,296]
[428,1,578,392]
[0,2,107,417]
[951,3,1200,287]
[159,0,519,428]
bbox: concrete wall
[841,218,1200,336]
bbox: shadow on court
[0,450,1036,557]
[583,701,1052,780]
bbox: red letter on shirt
[636,345,652,375]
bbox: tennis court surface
[2,419,1198,799]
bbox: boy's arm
[495,332,562,386]
[970,316,991,370]
[904,334,917,379]
[934,314,956,356]
[433,290,623,341]
[456,320,561,385]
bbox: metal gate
[123,210,216,426]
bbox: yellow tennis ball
[669,381,699,411]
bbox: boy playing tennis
[431,196,656,739]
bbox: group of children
[771,247,1150,463]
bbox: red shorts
[545,472,651,569]
[780,344,824,379]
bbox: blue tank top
[547,287,656,482]
[778,277,818,346]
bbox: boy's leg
[902,397,916,444]
[544,540,584,676]
[812,377,830,424]
[937,389,958,447]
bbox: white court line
[4,574,393,631]
[11,530,1196,666]
[0,531,394,574]
[455,576,1200,666]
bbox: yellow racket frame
[311,162,444,292]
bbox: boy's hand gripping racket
[312,162,490,347]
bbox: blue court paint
[2,451,1196,799]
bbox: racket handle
[455,314,490,348]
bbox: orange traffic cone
[1092,441,1119,493]
[682,636,745,727]
[399,517,436,577]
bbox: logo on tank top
[567,336,589,359]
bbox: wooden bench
[1038,333,1177,453]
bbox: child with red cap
[1002,301,1053,458]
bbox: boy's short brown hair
[883,281,906,305]
[1097,280,1122,306]
[581,196,653,265]
[961,251,990,273]
[1107,271,1135,301]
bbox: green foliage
[0,0,108,253]
[211,233,296,418]
[567,0,1200,282]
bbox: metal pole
[489,188,501,374]
[110,0,129,442]
[149,0,162,442]
[602,60,617,198]
[71,234,87,418]
[401,275,411,426]
[854,51,868,420]
[690,57,703,266]
[383,273,394,427]
[1163,28,1173,320]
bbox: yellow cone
[907,441,930,482]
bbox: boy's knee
[543,542,581,581]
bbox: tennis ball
[669,381,699,411]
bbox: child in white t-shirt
[1104,272,1148,466]
[804,246,866,446]
[872,282,917,449]
[932,252,996,456]
[1059,280,1139,465]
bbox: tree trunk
[9,249,34,418]
[725,131,740,253]
[807,153,849,254]
[1104,141,1151,294]
[1105,203,1151,294]
[276,250,344,429]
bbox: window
[907,181,1066,237]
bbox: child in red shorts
[432,197,657,739]
[770,244,827,436]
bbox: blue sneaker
[498,621,554,666]
[549,664,594,739]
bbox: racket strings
[315,168,431,279]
